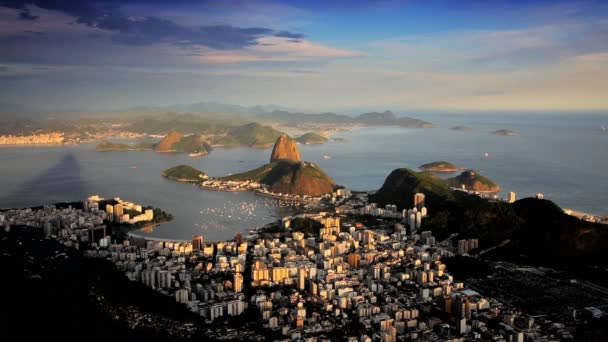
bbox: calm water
[0,113,606,240]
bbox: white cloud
[193,36,365,64]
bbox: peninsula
[221,134,335,196]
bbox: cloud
[195,36,365,63]
[0,1,305,50]
[370,18,608,72]
[18,10,38,20]
[274,31,305,39]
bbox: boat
[322,154,332,160]
[602,125,607,132]
[484,152,490,158]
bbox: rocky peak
[270,134,301,162]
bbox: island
[162,165,208,183]
[419,161,462,172]
[492,129,519,136]
[451,126,473,132]
[295,132,329,144]
[354,110,433,128]
[95,140,155,151]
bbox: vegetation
[446,170,501,192]
[372,166,608,267]
[154,131,212,154]
[370,168,454,209]
[220,160,335,196]
[295,132,329,144]
[162,165,207,182]
[290,218,324,237]
[170,135,212,154]
[210,135,241,147]
[225,122,283,148]
[257,110,433,128]
[419,161,460,172]
[127,113,238,135]
[96,140,154,151]
[356,111,433,128]
[1,226,206,342]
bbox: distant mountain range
[255,110,433,128]
[0,100,434,137]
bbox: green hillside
[162,165,207,182]
[370,168,453,209]
[96,140,154,151]
[171,135,212,154]
[447,170,501,192]
[220,160,335,196]
[222,122,283,148]
[295,132,329,144]
[419,161,460,172]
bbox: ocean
[0,112,606,240]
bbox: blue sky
[1,0,607,113]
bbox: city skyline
[1,0,608,113]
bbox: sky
[1,0,607,114]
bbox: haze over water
[0,113,606,240]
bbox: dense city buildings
[4,190,604,340]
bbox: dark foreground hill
[370,167,608,267]
[0,227,207,342]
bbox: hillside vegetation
[96,140,154,151]
[221,160,335,196]
[295,132,329,144]
[162,165,207,182]
[371,167,608,266]
[419,161,461,172]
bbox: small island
[492,129,519,136]
[162,165,208,183]
[295,132,329,144]
[95,140,154,151]
[419,161,462,173]
[451,126,473,132]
